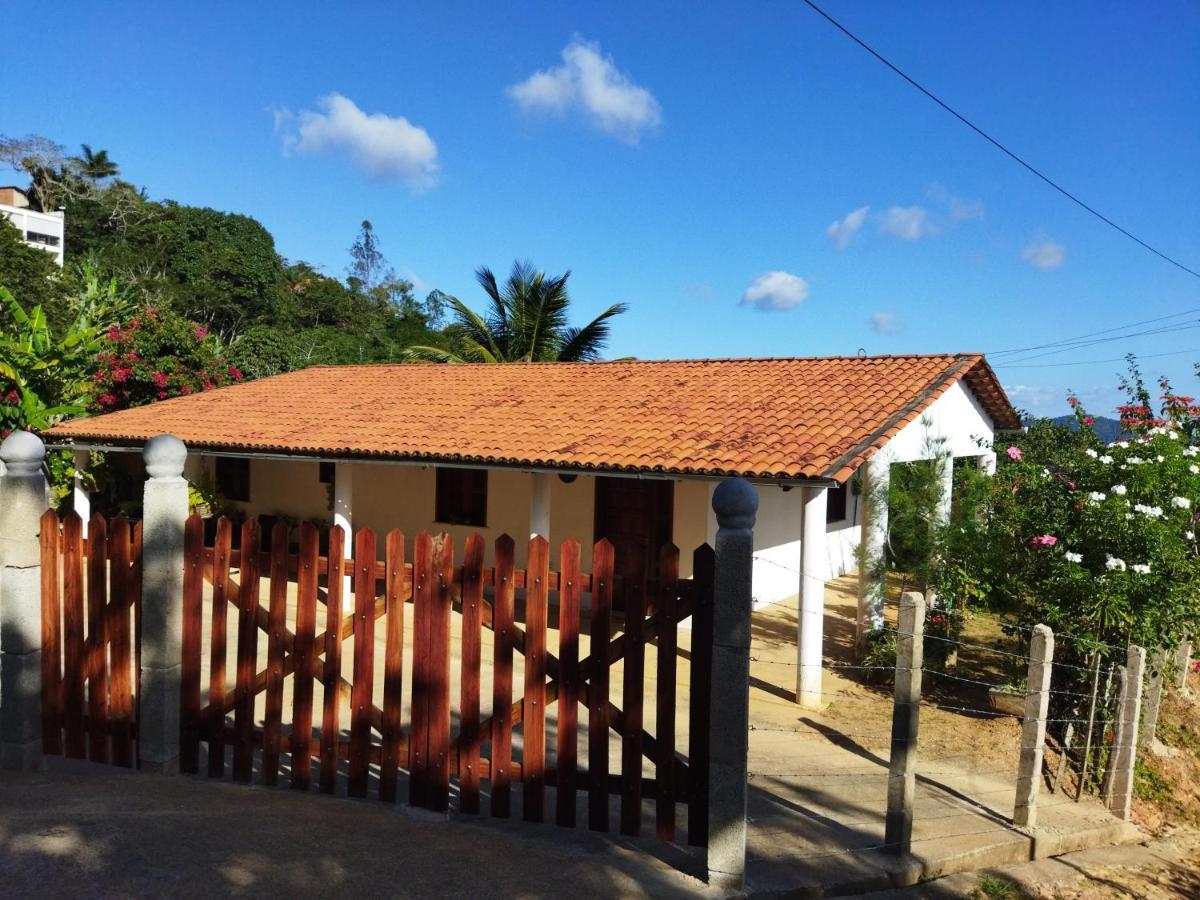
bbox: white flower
[1132,563,1151,575]
[1113,484,1128,495]
[1185,446,1199,457]
[1064,551,1083,563]
[1190,464,1200,475]
[1105,554,1127,572]
[1172,497,1192,510]
[1169,431,1180,440]
[1125,513,1134,520]
[1127,456,1144,465]
[1134,503,1164,518]
[1157,455,1165,463]
[1188,531,1196,541]
[1115,441,1130,449]
[1100,455,1114,464]
[1085,448,1099,459]
[1088,491,1106,503]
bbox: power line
[986,307,1200,357]
[996,322,1200,365]
[799,0,1200,281]
[994,347,1200,370]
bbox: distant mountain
[1049,415,1126,444]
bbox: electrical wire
[799,0,1200,280]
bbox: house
[45,353,1019,706]
[0,187,65,266]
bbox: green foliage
[0,219,64,323]
[971,874,1021,900]
[405,260,626,363]
[91,307,241,411]
[1133,757,1172,803]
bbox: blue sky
[3,1,1198,417]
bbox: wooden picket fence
[39,510,142,767]
[181,516,714,845]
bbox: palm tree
[404,261,627,363]
[72,145,120,182]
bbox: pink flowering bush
[90,307,243,412]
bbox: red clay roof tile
[45,354,1019,483]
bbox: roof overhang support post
[797,484,828,708]
[530,472,551,541]
[935,451,954,528]
[333,462,354,609]
[857,453,891,650]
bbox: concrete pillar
[706,477,757,892]
[139,434,189,774]
[333,462,354,607]
[1140,650,1167,748]
[0,431,49,770]
[1177,638,1193,693]
[1014,624,1054,828]
[530,472,551,540]
[934,453,954,527]
[1105,645,1146,820]
[797,485,827,708]
[857,453,891,646]
[73,449,91,538]
[885,590,925,854]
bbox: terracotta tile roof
[46,354,1019,483]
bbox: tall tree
[347,220,388,291]
[404,260,627,363]
[72,144,120,182]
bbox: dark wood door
[594,477,674,608]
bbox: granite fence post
[885,591,926,853]
[1176,637,1193,693]
[138,434,189,773]
[0,431,50,770]
[1105,645,1146,821]
[1013,624,1054,828]
[1140,650,1166,749]
[706,477,758,892]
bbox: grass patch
[971,873,1022,899]
[1133,757,1172,803]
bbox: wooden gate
[39,510,142,767]
[181,516,714,845]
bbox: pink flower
[1084,416,1095,426]
[98,393,117,408]
[1006,446,1023,461]
[194,325,209,341]
[152,372,169,389]
[4,389,18,405]
[228,366,244,380]
[157,390,168,400]
[107,326,122,342]
[1029,534,1058,548]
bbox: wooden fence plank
[40,510,62,756]
[232,518,261,783]
[348,527,377,799]
[688,543,715,848]
[108,518,134,768]
[320,526,346,795]
[620,559,647,837]
[62,513,86,760]
[655,544,680,841]
[207,516,233,777]
[429,533,454,812]
[409,531,433,808]
[589,539,615,832]
[131,521,143,767]
[490,534,516,819]
[291,522,320,790]
[458,533,485,814]
[523,536,549,823]
[262,520,289,786]
[556,539,582,828]
[379,530,406,803]
[86,514,109,764]
[180,514,205,774]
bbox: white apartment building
[0,187,65,266]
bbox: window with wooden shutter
[435,467,488,526]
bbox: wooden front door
[594,477,674,608]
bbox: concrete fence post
[1105,645,1146,820]
[1013,624,1054,828]
[885,590,925,853]
[139,434,189,773]
[1176,637,1193,693]
[1140,650,1166,749]
[0,431,50,770]
[706,477,758,892]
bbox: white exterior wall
[881,380,995,465]
[1,204,65,265]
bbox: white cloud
[870,311,900,335]
[507,39,661,144]
[276,93,438,188]
[925,183,985,222]
[879,206,936,241]
[1005,384,1061,412]
[827,206,870,249]
[1023,239,1066,270]
[740,271,810,311]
